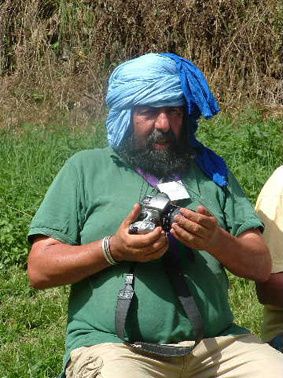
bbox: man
[27,53,283,377]
[255,166,283,352]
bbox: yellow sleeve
[255,166,283,273]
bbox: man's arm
[256,273,283,307]
[171,205,271,282]
[28,204,168,289]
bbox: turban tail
[106,53,228,187]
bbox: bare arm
[28,236,109,289]
[171,205,271,282]
[256,272,283,307]
[28,204,168,289]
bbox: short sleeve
[255,168,283,273]
[223,170,264,236]
[28,158,83,245]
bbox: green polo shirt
[28,147,263,368]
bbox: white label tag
[157,181,190,201]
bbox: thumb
[123,203,142,226]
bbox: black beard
[115,130,194,179]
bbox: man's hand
[110,203,169,263]
[170,205,220,252]
[170,205,271,282]
[28,204,169,289]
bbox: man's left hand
[170,205,220,251]
[171,205,271,282]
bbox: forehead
[133,105,184,115]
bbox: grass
[0,108,282,376]
[0,267,68,377]
[0,122,106,269]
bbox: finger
[171,223,202,245]
[179,207,195,219]
[172,216,205,238]
[150,232,168,251]
[195,206,218,231]
[123,203,142,227]
[117,226,164,254]
[123,233,168,262]
[179,207,213,229]
[196,205,212,216]
[143,241,168,261]
[143,227,166,242]
[128,227,166,249]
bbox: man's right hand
[110,203,169,263]
[27,204,169,289]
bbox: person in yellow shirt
[256,166,283,352]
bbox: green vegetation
[0,122,106,269]
[0,268,68,377]
[0,110,282,376]
[198,107,283,202]
[1,2,282,376]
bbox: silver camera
[129,192,180,234]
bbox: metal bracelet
[102,236,118,265]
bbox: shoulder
[226,169,245,194]
[256,166,283,206]
[68,147,112,163]
[65,147,114,171]
[189,160,238,196]
[266,166,283,189]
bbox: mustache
[147,129,176,145]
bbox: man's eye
[168,107,183,115]
[139,109,157,117]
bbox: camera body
[129,192,180,234]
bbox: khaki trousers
[66,334,283,378]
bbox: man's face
[132,106,184,150]
[116,105,192,178]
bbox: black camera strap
[115,267,136,345]
[115,246,204,357]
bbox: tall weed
[0,0,282,127]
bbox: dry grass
[0,0,282,128]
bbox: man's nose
[154,110,170,133]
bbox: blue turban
[106,53,228,187]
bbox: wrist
[108,234,124,262]
[208,226,231,256]
[101,236,119,265]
